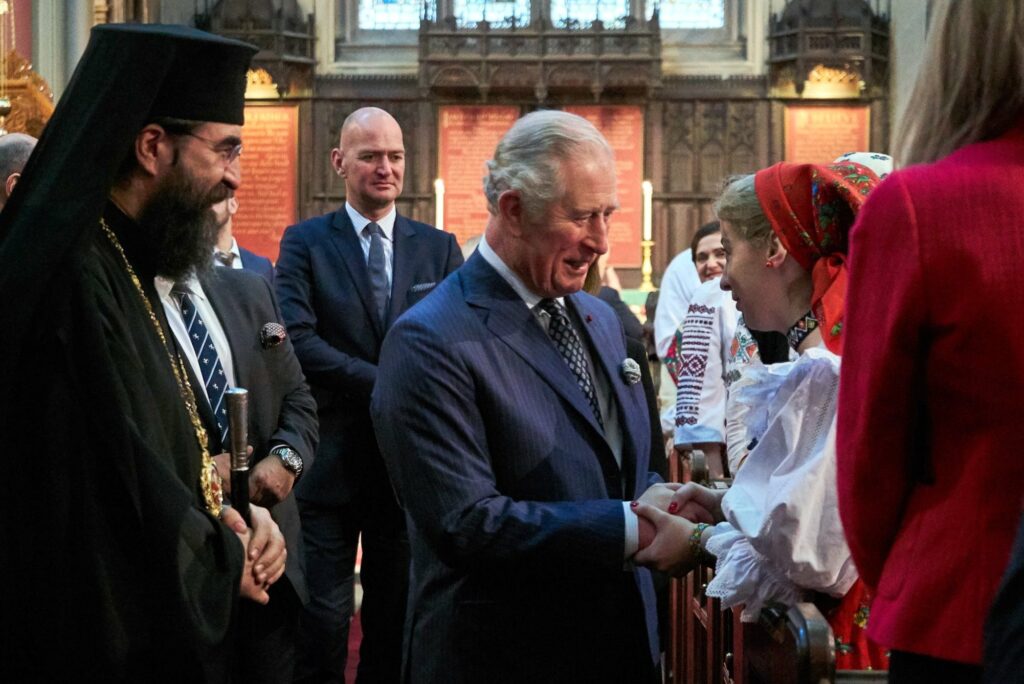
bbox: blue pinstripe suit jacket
[372,251,660,683]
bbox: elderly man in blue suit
[276,107,463,683]
[372,110,670,683]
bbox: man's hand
[250,457,297,508]
[222,507,271,604]
[222,504,286,603]
[637,482,684,512]
[667,482,724,524]
[247,504,287,589]
[212,446,254,497]
[632,502,698,576]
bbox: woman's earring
[765,260,773,268]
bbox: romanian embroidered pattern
[673,301,716,427]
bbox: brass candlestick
[640,239,655,292]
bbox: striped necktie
[174,288,231,449]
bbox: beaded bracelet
[689,522,712,566]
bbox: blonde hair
[714,174,773,246]
[898,0,1024,166]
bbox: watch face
[278,449,302,475]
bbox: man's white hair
[483,110,612,221]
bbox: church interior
[10,2,1011,684]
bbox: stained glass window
[358,0,428,30]
[454,0,531,27]
[550,0,631,28]
[651,0,725,29]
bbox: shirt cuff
[622,501,639,559]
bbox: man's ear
[5,172,20,198]
[227,195,239,215]
[330,148,345,176]
[497,189,526,237]
[134,124,172,177]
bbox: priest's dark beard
[140,163,230,281]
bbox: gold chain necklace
[99,218,224,517]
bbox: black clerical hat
[92,23,256,125]
[0,24,257,381]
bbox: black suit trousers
[295,490,409,684]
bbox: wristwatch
[270,445,303,481]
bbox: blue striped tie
[174,289,230,450]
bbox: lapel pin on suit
[620,358,641,385]
[259,322,287,349]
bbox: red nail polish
[668,502,678,513]
[630,500,639,508]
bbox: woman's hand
[636,482,684,512]
[668,482,725,524]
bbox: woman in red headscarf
[633,157,890,670]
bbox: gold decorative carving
[93,0,110,25]
[245,68,279,99]
[807,64,858,85]
[802,63,863,99]
[0,50,54,137]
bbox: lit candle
[641,180,653,242]
[434,178,445,231]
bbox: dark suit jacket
[238,245,274,285]
[985,509,1024,683]
[371,252,660,683]
[600,285,644,343]
[626,336,665,480]
[194,267,319,602]
[275,208,463,505]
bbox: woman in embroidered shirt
[633,156,890,670]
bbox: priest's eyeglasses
[181,131,243,165]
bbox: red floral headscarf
[753,161,882,354]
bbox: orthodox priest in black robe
[0,25,286,681]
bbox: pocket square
[409,282,437,293]
[259,322,287,349]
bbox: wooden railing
[664,449,887,684]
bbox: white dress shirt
[477,234,640,558]
[346,202,396,291]
[155,275,237,406]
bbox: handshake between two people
[630,482,727,577]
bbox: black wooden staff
[225,387,250,524]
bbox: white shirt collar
[212,237,242,261]
[155,273,207,302]
[345,202,397,240]
[477,233,563,310]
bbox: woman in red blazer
[837,2,1024,681]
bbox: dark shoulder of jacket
[286,210,337,237]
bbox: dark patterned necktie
[537,298,604,428]
[174,288,231,449]
[365,222,390,328]
[215,251,236,267]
